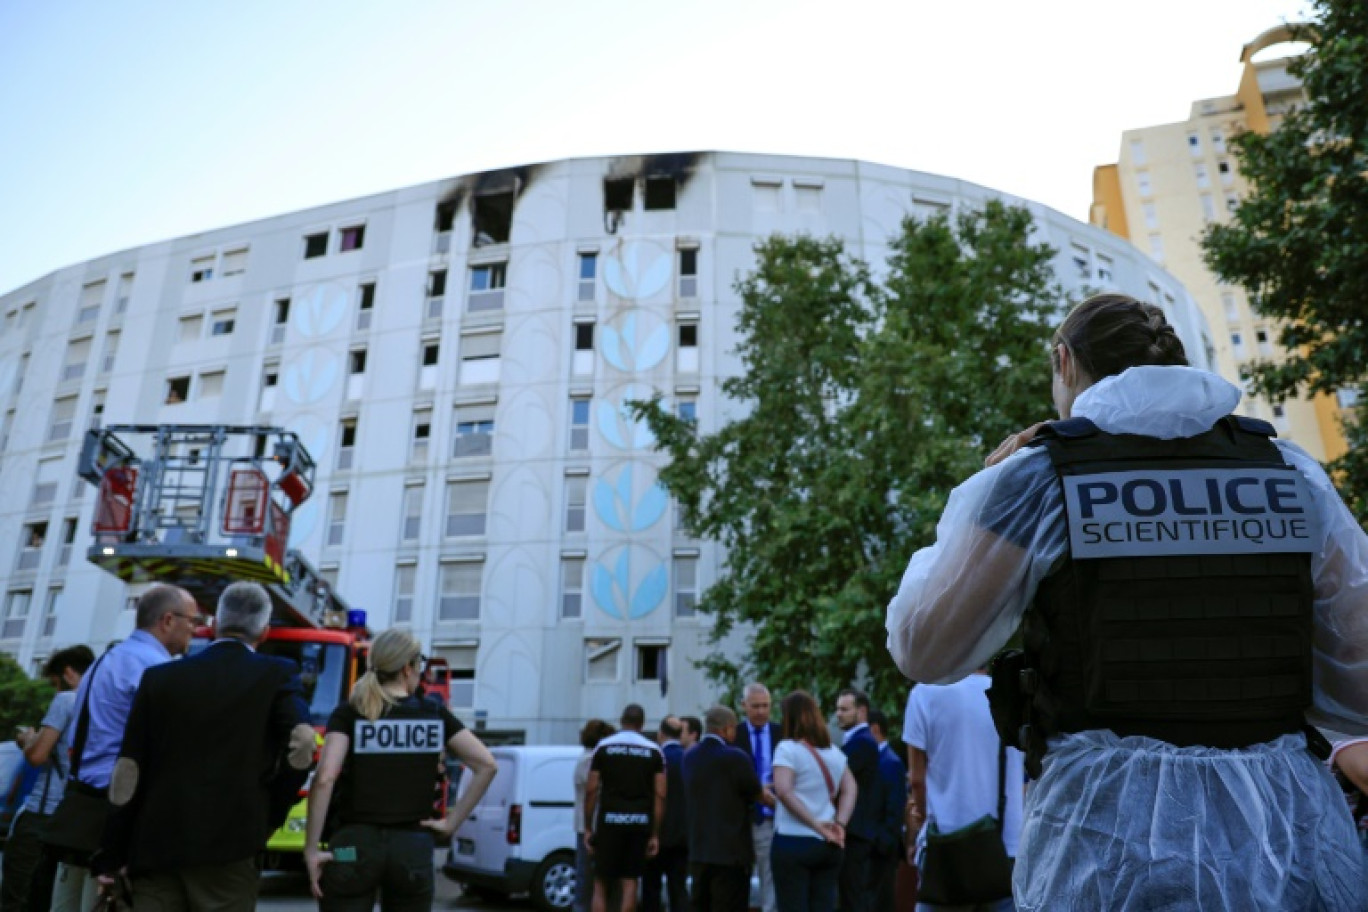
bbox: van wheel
[532,852,578,912]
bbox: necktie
[752,726,767,823]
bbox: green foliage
[1202,0,1368,516]
[0,652,55,737]
[633,200,1063,707]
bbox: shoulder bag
[915,738,1015,905]
[41,652,114,865]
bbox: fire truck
[76,423,452,862]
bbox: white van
[443,745,582,911]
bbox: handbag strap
[800,740,838,803]
[994,737,1006,835]
[68,651,110,784]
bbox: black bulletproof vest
[1020,415,1315,754]
[339,697,448,827]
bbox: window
[423,342,440,366]
[1096,255,1114,283]
[677,322,699,373]
[636,644,667,681]
[303,232,328,259]
[472,192,513,246]
[1148,235,1164,262]
[1271,403,1288,429]
[1212,130,1226,153]
[459,332,501,385]
[446,479,488,537]
[1128,138,1146,165]
[87,391,105,429]
[419,341,439,390]
[438,562,482,621]
[179,314,204,343]
[411,409,432,463]
[101,331,119,375]
[59,518,77,566]
[62,338,91,382]
[116,273,134,313]
[401,484,424,542]
[676,396,697,424]
[259,363,279,412]
[449,665,476,708]
[1222,293,1240,322]
[569,398,590,452]
[77,281,104,324]
[42,588,61,638]
[674,557,697,617]
[221,248,247,276]
[1218,160,1234,186]
[1194,163,1210,189]
[644,176,676,210]
[1226,193,1240,213]
[795,183,822,213]
[197,370,224,399]
[1256,328,1272,355]
[468,263,506,313]
[453,405,495,457]
[3,591,31,640]
[47,397,77,443]
[190,255,214,283]
[678,248,698,298]
[561,558,584,619]
[572,322,594,376]
[17,522,46,571]
[1070,245,1090,280]
[31,483,57,510]
[1142,202,1158,230]
[586,638,621,682]
[1137,172,1152,197]
[578,253,597,302]
[357,282,376,330]
[393,564,416,624]
[349,348,367,374]
[210,309,236,336]
[271,298,290,345]
[427,269,447,320]
[337,419,357,469]
[1336,388,1361,410]
[565,475,587,533]
[604,178,634,212]
[435,200,457,233]
[326,492,348,546]
[339,225,365,252]
[1231,332,1246,359]
[1187,132,1202,156]
[1200,194,1216,222]
[753,180,782,212]
[162,375,188,405]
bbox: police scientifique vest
[999,415,1316,774]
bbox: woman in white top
[771,690,857,912]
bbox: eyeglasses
[169,611,205,625]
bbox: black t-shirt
[327,695,463,826]
[590,731,664,829]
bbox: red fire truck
[76,424,450,862]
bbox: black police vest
[993,415,1316,776]
[339,697,449,827]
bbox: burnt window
[604,178,634,212]
[575,323,594,352]
[473,192,513,246]
[303,233,328,259]
[435,201,457,233]
[644,176,677,210]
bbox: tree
[0,652,54,739]
[1203,1,1368,516]
[633,200,1062,705]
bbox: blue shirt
[24,690,77,814]
[71,630,174,788]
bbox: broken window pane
[472,192,513,246]
[644,176,676,210]
[604,178,634,212]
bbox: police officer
[304,629,497,911]
[887,294,1368,910]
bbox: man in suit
[684,706,762,912]
[731,682,780,912]
[835,688,879,912]
[95,581,315,910]
[643,716,689,912]
[867,710,908,912]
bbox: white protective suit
[887,365,1368,911]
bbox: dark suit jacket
[660,741,688,849]
[841,725,881,841]
[873,742,908,856]
[102,639,310,874]
[682,736,761,866]
[731,720,780,820]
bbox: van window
[527,757,578,806]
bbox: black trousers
[318,823,435,912]
[866,849,898,912]
[837,834,872,912]
[642,844,689,912]
[2,809,57,912]
[689,862,749,912]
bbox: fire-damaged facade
[0,152,1216,742]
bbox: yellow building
[1091,25,1346,462]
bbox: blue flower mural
[601,312,670,373]
[593,464,668,533]
[591,545,669,620]
[603,242,671,301]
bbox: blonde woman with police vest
[305,629,497,910]
[887,294,1368,910]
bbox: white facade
[0,152,1214,742]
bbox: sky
[0,0,1314,296]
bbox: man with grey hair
[93,581,314,910]
[731,683,779,912]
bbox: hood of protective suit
[1071,366,1242,440]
